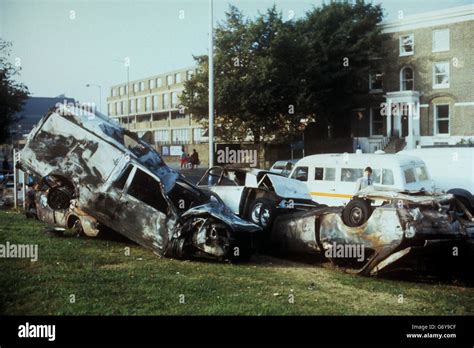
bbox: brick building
[353,5,474,153]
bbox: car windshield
[404,165,429,184]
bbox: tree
[0,39,29,144]
[297,1,386,138]
[181,2,386,143]
[181,5,306,143]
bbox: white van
[289,153,433,206]
[399,147,474,211]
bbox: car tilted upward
[18,105,260,261]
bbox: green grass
[1,209,473,315]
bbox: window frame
[400,66,414,91]
[433,61,450,89]
[399,34,414,57]
[434,103,450,135]
[369,71,383,92]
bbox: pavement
[166,161,207,184]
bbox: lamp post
[85,83,102,112]
[113,59,130,126]
[208,0,215,168]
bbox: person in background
[356,166,373,192]
[190,149,200,169]
[180,149,187,169]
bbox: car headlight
[404,224,416,238]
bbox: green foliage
[0,39,29,143]
[181,2,387,142]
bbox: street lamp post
[113,59,130,126]
[208,0,215,168]
[85,83,102,112]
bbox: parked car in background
[289,153,434,207]
[269,159,299,177]
[399,147,474,212]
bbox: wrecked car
[271,186,473,276]
[18,105,260,261]
[197,166,316,231]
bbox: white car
[289,153,434,207]
[197,166,316,230]
[399,147,474,212]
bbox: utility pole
[208,0,215,168]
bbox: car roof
[294,153,425,168]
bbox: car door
[113,165,174,254]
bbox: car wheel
[454,196,471,217]
[248,198,275,230]
[342,198,372,227]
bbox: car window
[291,166,308,182]
[127,168,168,213]
[113,165,133,190]
[315,167,324,181]
[415,166,429,181]
[272,161,286,170]
[371,169,381,184]
[382,169,394,185]
[341,168,363,182]
[404,168,416,184]
[324,167,336,181]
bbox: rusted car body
[197,166,316,231]
[18,105,260,261]
[272,187,473,275]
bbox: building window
[157,78,163,88]
[433,29,449,52]
[136,98,142,112]
[107,103,111,115]
[172,128,189,144]
[171,92,178,108]
[154,130,169,144]
[435,104,450,135]
[116,102,121,115]
[119,86,124,96]
[140,81,145,91]
[111,88,117,97]
[149,79,156,89]
[175,73,182,84]
[163,94,169,109]
[370,107,384,136]
[193,128,202,144]
[167,75,173,85]
[369,71,383,91]
[433,62,450,89]
[145,97,151,111]
[153,95,159,111]
[400,66,414,91]
[124,85,128,95]
[133,83,139,93]
[399,34,414,56]
[187,70,194,80]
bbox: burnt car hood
[181,198,261,233]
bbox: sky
[0,0,472,112]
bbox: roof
[295,153,425,168]
[14,96,76,129]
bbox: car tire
[248,198,276,231]
[342,198,372,227]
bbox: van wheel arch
[447,188,474,211]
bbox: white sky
[0,0,472,112]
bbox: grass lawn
[1,209,473,315]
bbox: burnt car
[197,166,316,231]
[271,186,474,276]
[18,105,260,261]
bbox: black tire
[454,196,472,217]
[247,198,276,231]
[342,198,373,227]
